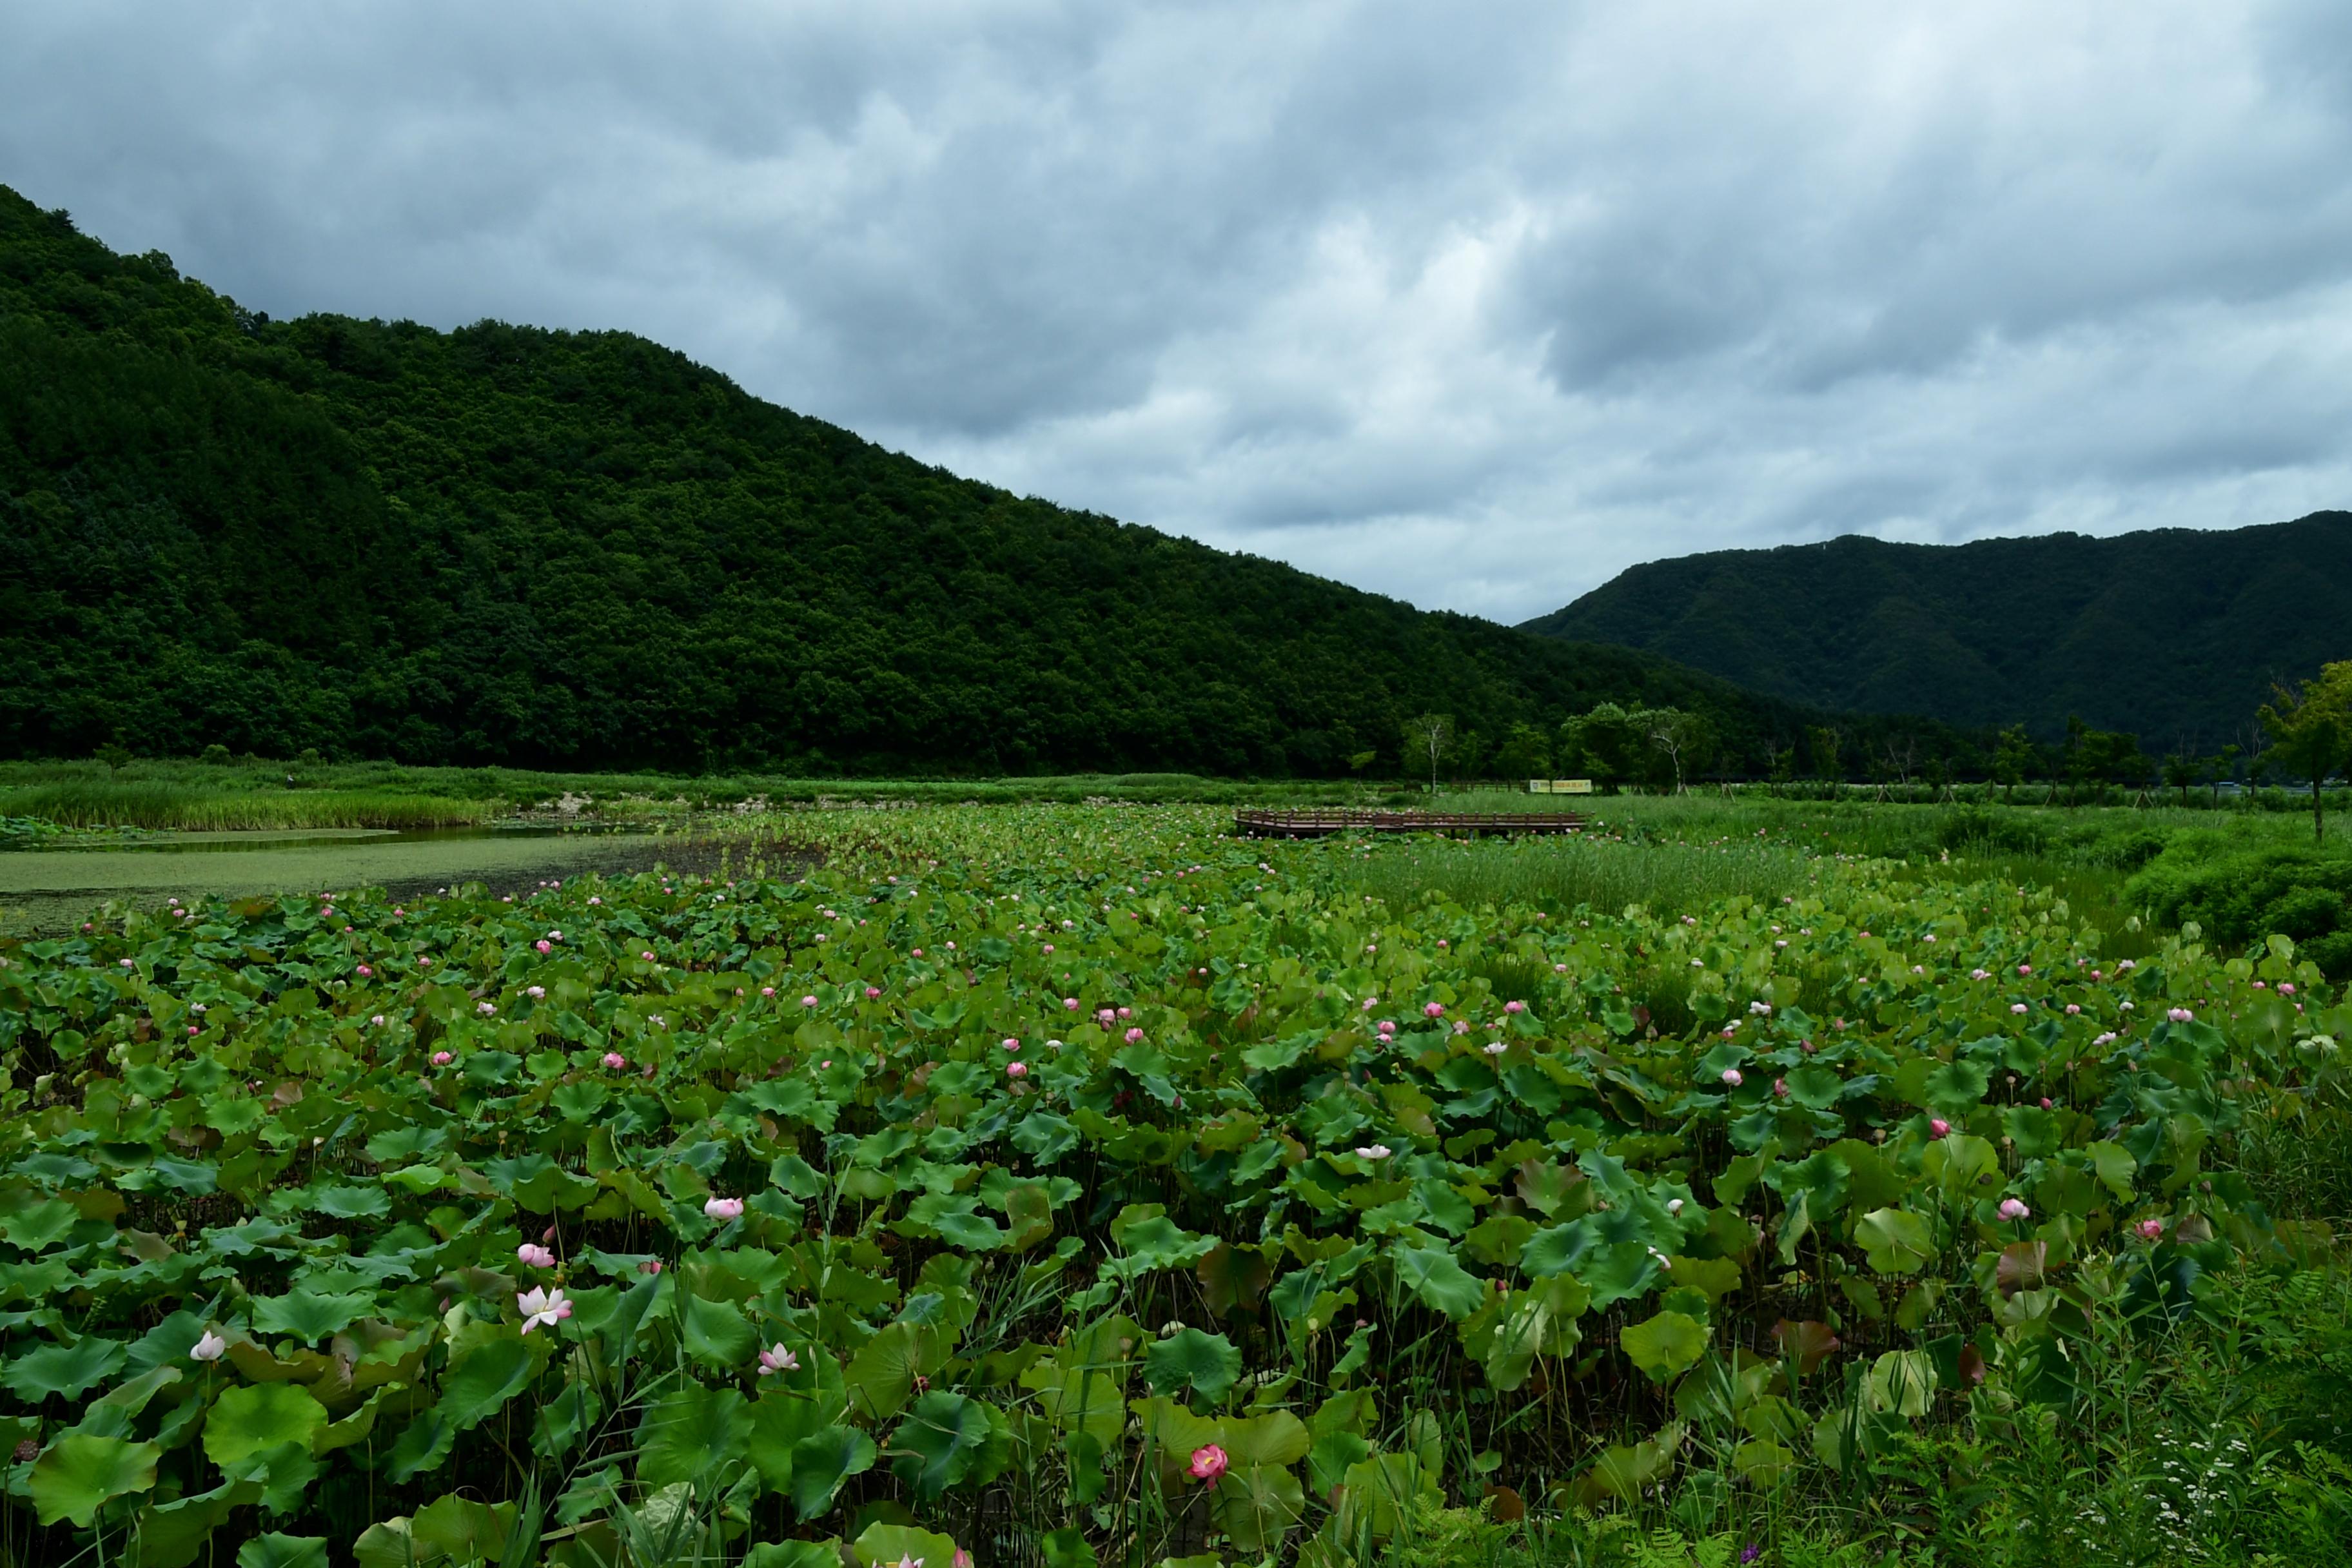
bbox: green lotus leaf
[1620,1310,1709,1384]
[30,1433,159,1526]
[1856,1209,1937,1276]
[637,1383,752,1490]
[1142,1327,1243,1402]
[205,1384,328,1470]
[250,1289,374,1342]
[890,1389,1001,1499]
[1390,1241,1486,1320]
[681,1292,758,1370]
[438,1337,537,1429]
[852,1522,961,1568]
[790,1426,877,1522]
[237,1534,329,1568]
[6,1335,127,1402]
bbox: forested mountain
[0,184,1807,776]
[1522,517,2352,747]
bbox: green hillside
[0,184,1803,776]
[1522,517,2352,746]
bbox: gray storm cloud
[8,0,2352,620]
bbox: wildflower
[703,1197,745,1222]
[1189,1444,1230,1483]
[190,1329,227,1362]
[517,1287,573,1333]
[758,1344,800,1375]
[517,1243,556,1268]
[1999,1198,2030,1220]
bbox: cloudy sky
[9,1,2352,620]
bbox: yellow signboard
[1528,779,1594,794]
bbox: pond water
[0,825,764,936]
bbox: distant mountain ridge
[1521,516,2352,746]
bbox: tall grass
[0,783,495,830]
[1347,834,1816,921]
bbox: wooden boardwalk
[1233,808,1587,839]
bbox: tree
[1806,725,1845,793]
[1990,725,2037,805]
[2161,749,2199,807]
[1560,703,1645,792]
[1493,721,1553,783]
[1402,714,1455,794]
[2209,743,2240,807]
[2260,662,2352,845]
[1644,707,1708,795]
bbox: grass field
[5,803,2344,1563]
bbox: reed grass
[1346,833,1817,921]
[0,783,495,830]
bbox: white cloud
[7,0,2352,621]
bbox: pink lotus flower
[1006,1061,1028,1078]
[1721,1068,1743,1086]
[758,1343,800,1375]
[2011,1003,2028,1015]
[801,995,818,1008]
[2039,1097,2053,1110]
[1930,1117,1951,1137]
[1361,996,1377,1011]
[357,965,373,978]
[1970,968,1990,981]
[1064,997,1081,1011]
[1424,1002,1445,1018]
[2168,1008,2194,1023]
[190,1329,227,1362]
[603,1052,626,1070]
[2017,964,2032,976]
[1355,1144,1393,1160]
[1188,1444,1229,1483]
[1002,1037,1021,1052]
[517,1243,556,1269]
[1773,1078,1790,1099]
[517,1287,572,1333]
[1124,1027,1144,1043]
[1998,1198,2030,1220]
[640,951,654,962]
[704,1197,745,1222]
[867,986,882,999]
[2137,1218,2164,1240]
[431,1050,453,1067]
[1504,1000,1525,1014]
[1483,1041,1506,1056]
[536,939,552,954]
[1097,1008,1117,1026]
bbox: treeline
[1,185,1826,777]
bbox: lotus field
[0,805,2345,1566]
